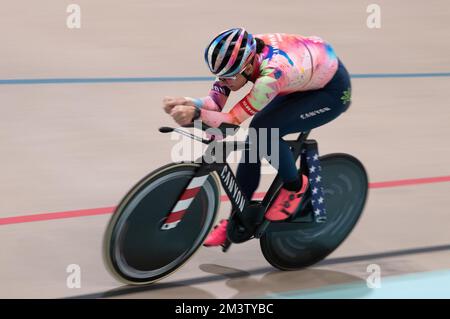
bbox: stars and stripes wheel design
[303,145,327,223]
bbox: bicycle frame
[160,127,312,231]
[105,126,366,283]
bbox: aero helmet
[204,28,257,77]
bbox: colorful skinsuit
[194,33,339,127]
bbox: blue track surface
[1,72,450,85]
[264,269,450,299]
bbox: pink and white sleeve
[186,81,230,112]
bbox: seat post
[285,131,311,161]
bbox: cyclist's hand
[163,96,185,114]
[163,96,194,114]
[170,105,196,126]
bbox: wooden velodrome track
[1,0,449,298]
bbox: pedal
[221,239,232,253]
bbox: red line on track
[1,175,449,226]
[0,207,115,226]
[369,175,450,189]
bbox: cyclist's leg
[260,59,352,185]
[236,61,351,205]
[235,135,261,201]
[275,91,348,184]
[235,94,296,201]
[205,95,307,247]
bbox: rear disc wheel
[260,154,369,270]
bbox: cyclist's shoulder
[254,32,332,43]
[254,32,303,40]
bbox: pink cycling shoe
[265,174,309,221]
[203,219,228,247]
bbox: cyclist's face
[219,75,246,91]
[218,64,253,91]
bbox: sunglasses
[216,67,249,82]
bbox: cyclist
[163,28,352,248]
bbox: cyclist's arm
[200,71,280,127]
[185,81,230,112]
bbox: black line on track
[66,243,450,299]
